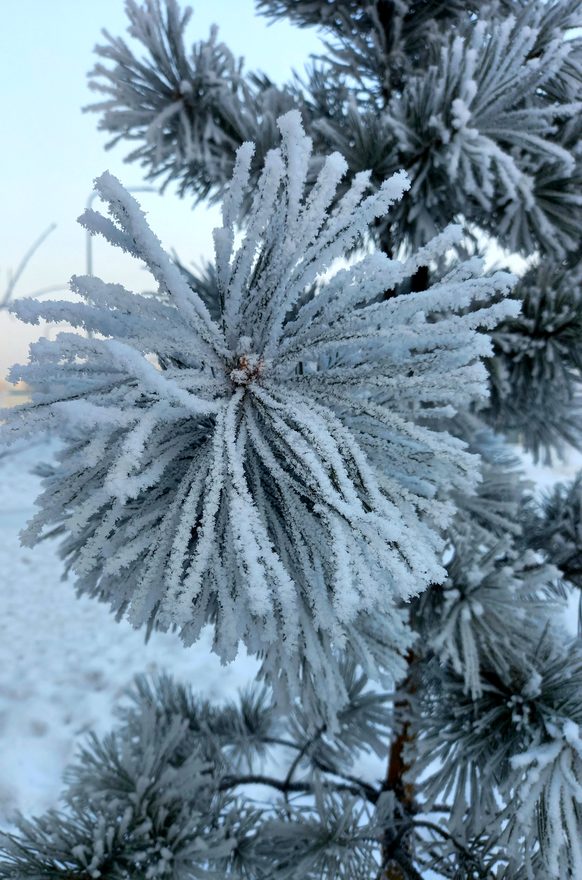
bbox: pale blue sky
[0,0,322,377]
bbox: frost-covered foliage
[4,647,580,879]
[487,261,582,462]
[387,9,582,252]
[417,541,559,699]
[523,474,582,631]
[0,713,240,879]
[89,0,582,260]
[88,0,298,199]
[443,419,531,547]
[0,670,392,879]
[1,112,517,718]
[414,634,582,878]
[258,0,480,96]
[4,0,582,877]
[174,257,221,322]
[86,0,582,524]
[510,719,582,880]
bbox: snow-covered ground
[0,439,259,825]
[0,431,580,828]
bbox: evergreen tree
[1,1,581,877]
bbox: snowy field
[0,428,580,828]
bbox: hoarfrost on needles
[0,111,518,718]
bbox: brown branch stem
[380,648,418,879]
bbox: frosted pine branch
[511,720,582,879]
[87,0,298,200]
[1,111,518,719]
[388,9,582,253]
